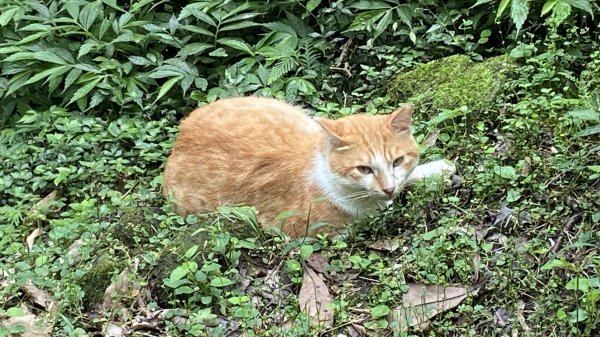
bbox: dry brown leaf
[32,191,58,213]
[346,323,366,337]
[493,307,511,327]
[424,129,440,148]
[22,280,56,313]
[306,253,329,274]
[103,323,126,337]
[471,253,481,283]
[298,266,334,327]
[368,238,400,252]
[388,283,469,333]
[516,300,530,332]
[0,269,8,288]
[1,306,52,337]
[521,157,532,176]
[66,239,83,265]
[103,262,140,310]
[493,139,513,156]
[26,228,42,251]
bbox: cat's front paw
[433,159,456,176]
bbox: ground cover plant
[0,0,599,336]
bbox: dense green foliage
[1,0,599,336]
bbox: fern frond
[268,57,298,84]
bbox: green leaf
[409,30,417,44]
[346,10,385,32]
[180,24,213,36]
[195,78,208,91]
[179,5,216,26]
[0,7,19,26]
[74,63,101,73]
[350,1,391,10]
[4,51,66,65]
[268,58,298,84]
[287,259,301,271]
[19,23,53,31]
[568,309,588,323]
[228,295,250,305]
[67,76,103,106]
[169,265,188,282]
[563,0,593,16]
[23,65,70,86]
[575,125,600,138]
[107,122,120,137]
[540,259,569,270]
[79,0,103,31]
[174,286,194,295]
[307,0,322,12]
[65,1,80,19]
[130,0,155,13]
[220,21,258,32]
[209,48,228,57]
[374,10,392,39]
[17,111,38,124]
[210,277,234,287]
[261,22,297,36]
[370,305,390,318]
[427,108,465,127]
[506,189,521,202]
[493,166,517,180]
[217,38,253,55]
[551,2,572,26]
[496,0,511,20]
[78,41,97,59]
[568,108,599,121]
[222,12,262,24]
[184,245,199,259]
[5,72,31,97]
[102,0,124,12]
[300,244,313,260]
[14,31,49,45]
[6,307,26,317]
[472,0,494,6]
[154,76,182,102]
[128,56,154,66]
[510,0,530,33]
[168,14,178,34]
[565,277,590,293]
[201,262,221,273]
[541,0,558,16]
[177,42,212,57]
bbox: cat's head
[316,105,419,200]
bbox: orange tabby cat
[163,97,455,237]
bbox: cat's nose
[382,187,395,197]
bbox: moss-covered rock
[79,251,120,310]
[389,54,516,111]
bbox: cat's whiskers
[343,190,373,202]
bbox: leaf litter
[388,283,473,333]
[298,257,334,327]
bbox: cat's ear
[316,118,345,147]
[388,104,413,133]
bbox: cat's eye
[393,156,405,167]
[356,166,374,174]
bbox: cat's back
[163,97,322,215]
[179,96,319,142]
